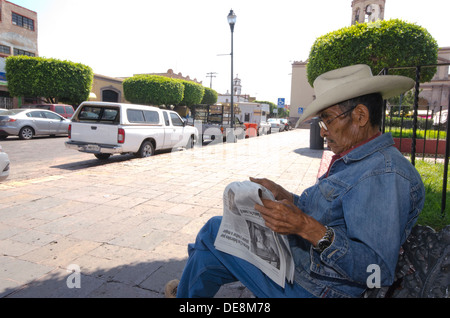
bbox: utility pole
[206,72,217,89]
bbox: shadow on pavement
[1,256,251,298]
[293,148,324,158]
[2,257,187,298]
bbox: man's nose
[320,126,327,138]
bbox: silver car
[0,109,70,140]
[0,145,9,181]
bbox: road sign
[277,98,285,108]
[298,107,304,115]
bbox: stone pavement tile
[139,257,187,296]
[68,221,133,243]
[86,281,158,298]
[0,239,40,257]
[8,229,62,247]
[33,214,95,236]
[0,255,55,297]
[164,203,209,218]
[0,223,24,240]
[19,237,102,267]
[108,226,170,251]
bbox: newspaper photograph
[214,181,295,288]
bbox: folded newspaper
[214,181,295,288]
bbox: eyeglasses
[318,106,356,131]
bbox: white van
[65,102,198,159]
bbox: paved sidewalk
[0,129,324,298]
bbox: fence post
[381,68,388,133]
[411,66,421,166]
[441,89,450,218]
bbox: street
[0,135,216,183]
[0,135,136,182]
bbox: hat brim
[295,75,415,128]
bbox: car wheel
[19,126,34,140]
[186,135,195,149]
[94,153,111,160]
[136,140,155,158]
[0,135,7,140]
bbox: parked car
[0,145,10,181]
[267,118,285,132]
[0,109,70,140]
[258,121,271,135]
[0,108,8,114]
[280,118,291,131]
[66,102,199,159]
[22,104,74,119]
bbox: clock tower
[351,0,385,24]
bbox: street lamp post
[227,9,236,134]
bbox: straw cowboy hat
[295,64,415,127]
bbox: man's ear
[353,104,370,127]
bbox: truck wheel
[186,135,195,149]
[136,140,155,158]
[19,126,34,140]
[94,153,111,160]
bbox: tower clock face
[365,4,381,22]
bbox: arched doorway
[102,89,119,102]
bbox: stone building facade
[0,0,38,108]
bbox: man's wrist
[313,226,335,253]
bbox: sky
[6,0,450,105]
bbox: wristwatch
[314,226,334,253]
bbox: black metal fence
[381,63,450,218]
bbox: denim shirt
[289,133,425,298]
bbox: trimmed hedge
[5,56,93,105]
[307,19,439,86]
[201,87,218,105]
[123,75,184,106]
[179,80,204,106]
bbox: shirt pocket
[305,179,347,224]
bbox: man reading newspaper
[165,65,424,298]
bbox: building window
[13,48,35,57]
[0,45,11,55]
[12,12,35,31]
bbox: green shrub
[6,56,93,105]
[123,75,184,107]
[201,87,218,105]
[178,80,205,106]
[307,19,438,86]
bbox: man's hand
[249,177,294,202]
[255,198,327,247]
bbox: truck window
[170,112,184,127]
[77,106,119,124]
[143,110,159,124]
[127,109,145,123]
[163,111,170,126]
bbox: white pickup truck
[65,102,198,159]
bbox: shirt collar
[326,132,382,178]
